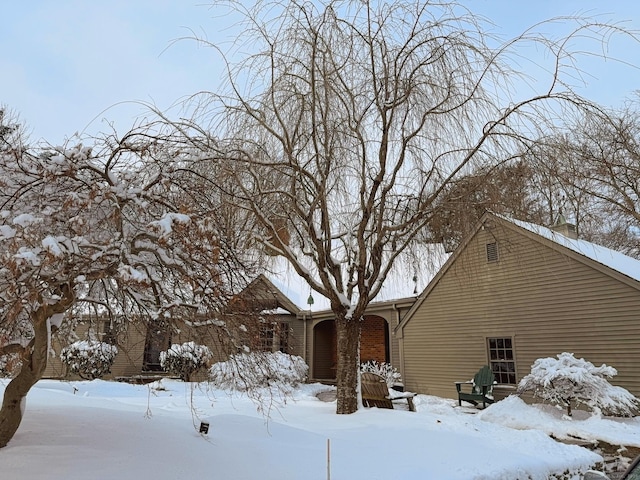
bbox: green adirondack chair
[455,365,496,408]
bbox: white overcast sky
[2,1,640,146]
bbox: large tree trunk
[0,287,73,449]
[335,315,360,414]
[0,310,50,447]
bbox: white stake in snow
[327,438,331,480]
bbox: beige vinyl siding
[389,334,400,369]
[299,316,312,364]
[43,336,69,379]
[110,323,147,378]
[43,321,95,379]
[390,305,413,370]
[43,320,149,380]
[401,222,640,400]
[285,317,305,358]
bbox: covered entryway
[312,315,390,381]
[360,315,389,364]
[312,320,336,380]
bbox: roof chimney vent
[550,213,578,240]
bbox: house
[42,245,450,383]
[296,295,418,382]
[395,212,640,401]
[267,250,447,382]
[43,274,305,381]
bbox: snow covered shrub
[210,351,308,391]
[160,342,213,381]
[517,352,639,417]
[60,340,118,380]
[360,360,402,387]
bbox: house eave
[296,295,419,321]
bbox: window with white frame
[487,337,516,384]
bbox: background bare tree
[427,160,547,251]
[184,0,632,414]
[0,113,253,447]
[525,98,640,257]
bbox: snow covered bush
[160,342,213,381]
[60,340,118,380]
[360,360,402,387]
[0,353,21,378]
[517,352,639,417]
[210,351,308,391]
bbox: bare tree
[0,114,253,447]
[185,1,631,414]
[427,160,548,251]
[582,105,640,257]
[521,139,599,233]
[528,99,640,256]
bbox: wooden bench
[455,365,496,408]
[361,372,416,412]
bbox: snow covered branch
[0,114,258,446]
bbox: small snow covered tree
[517,352,640,417]
[0,112,255,448]
[60,340,118,380]
[360,361,402,387]
[160,342,213,381]
[210,351,308,392]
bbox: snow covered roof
[396,213,640,334]
[505,216,640,285]
[255,214,640,316]
[264,244,450,312]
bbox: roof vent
[550,214,578,240]
[486,242,498,262]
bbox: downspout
[305,293,314,377]
[392,303,405,382]
[299,309,311,367]
[302,311,307,364]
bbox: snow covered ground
[2,379,639,480]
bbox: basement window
[486,242,498,263]
[487,337,516,384]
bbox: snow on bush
[210,351,308,392]
[60,340,118,380]
[517,352,639,417]
[159,342,213,381]
[360,360,402,387]
[0,353,21,378]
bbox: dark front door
[143,323,171,371]
[313,320,336,380]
